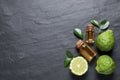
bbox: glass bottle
[86,24,95,44]
[76,40,97,62]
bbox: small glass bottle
[86,24,95,44]
[76,40,97,62]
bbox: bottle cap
[86,24,94,30]
[76,40,84,48]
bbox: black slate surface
[0,0,120,80]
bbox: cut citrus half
[69,56,88,76]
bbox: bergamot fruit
[69,56,88,76]
[96,30,115,51]
[96,55,116,75]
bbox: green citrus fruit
[96,30,115,51]
[69,56,88,76]
[96,55,116,75]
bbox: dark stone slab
[0,0,120,80]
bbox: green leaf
[73,28,84,39]
[64,58,72,67]
[100,20,110,29]
[66,50,74,58]
[91,19,100,28]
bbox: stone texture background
[0,0,120,80]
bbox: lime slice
[69,56,88,76]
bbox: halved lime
[69,56,88,76]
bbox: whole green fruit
[96,55,116,75]
[96,30,115,51]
